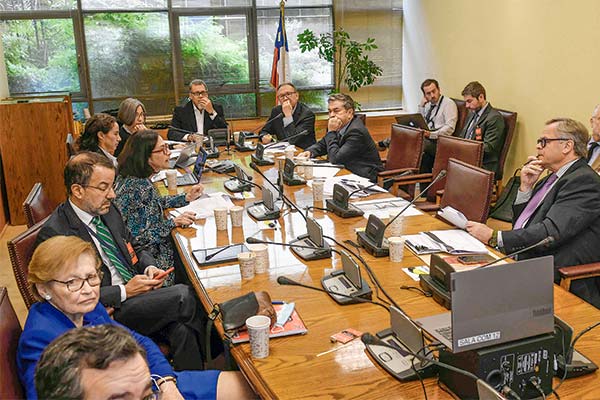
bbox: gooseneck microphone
[276,276,389,310]
[204,243,239,261]
[478,236,555,268]
[212,169,261,190]
[168,125,197,136]
[246,237,334,255]
[254,112,284,133]
[266,129,309,146]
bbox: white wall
[403,0,600,177]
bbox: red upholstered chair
[377,124,424,193]
[23,182,57,228]
[558,265,600,294]
[452,98,469,135]
[7,219,46,309]
[0,287,24,399]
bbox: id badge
[126,242,138,264]
[475,126,483,141]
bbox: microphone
[356,170,447,257]
[212,167,261,192]
[168,125,196,135]
[326,179,394,219]
[252,130,309,166]
[246,237,332,258]
[254,112,284,133]
[276,276,388,310]
[204,243,238,261]
[478,236,555,268]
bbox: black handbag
[489,169,520,222]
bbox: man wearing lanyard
[378,79,457,172]
[466,118,600,308]
[459,81,506,176]
[588,104,600,171]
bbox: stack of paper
[437,206,468,229]
[404,229,488,255]
[169,192,235,219]
[352,197,422,219]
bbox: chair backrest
[440,158,495,223]
[452,98,469,135]
[386,124,424,171]
[427,136,484,202]
[496,109,518,181]
[7,219,46,309]
[23,182,56,228]
[66,133,76,158]
[355,113,367,125]
[0,287,24,399]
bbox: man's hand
[297,150,311,159]
[520,156,544,192]
[185,184,204,202]
[419,96,428,107]
[145,266,167,289]
[199,97,215,114]
[159,381,185,400]
[261,134,273,144]
[422,129,431,139]
[131,123,148,134]
[124,275,160,298]
[173,211,196,228]
[327,116,343,132]
[466,221,494,244]
[282,100,293,118]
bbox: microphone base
[321,271,372,305]
[247,202,281,221]
[356,231,389,257]
[283,174,306,186]
[209,160,236,174]
[224,179,252,193]
[326,199,364,218]
[419,274,451,310]
[251,154,274,166]
[290,236,331,261]
[235,144,256,152]
[206,149,220,159]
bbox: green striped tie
[91,216,134,283]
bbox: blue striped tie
[91,216,134,282]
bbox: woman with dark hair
[114,130,202,284]
[77,113,120,167]
[114,98,148,157]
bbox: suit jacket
[502,158,600,307]
[17,302,173,400]
[259,102,316,150]
[168,101,227,141]
[35,202,156,308]
[460,103,506,175]
[305,116,383,182]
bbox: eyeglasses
[536,137,572,148]
[277,91,296,100]
[52,273,102,292]
[190,90,208,97]
[83,183,116,194]
[151,143,170,155]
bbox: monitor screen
[306,216,324,247]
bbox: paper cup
[294,156,306,176]
[312,179,325,202]
[247,244,269,273]
[276,156,286,171]
[388,236,405,262]
[284,146,295,160]
[233,131,240,143]
[385,212,404,238]
[238,252,256,279]
[230,206,244,227]
[214,208,228,231]
[303,160,314,180]
[246,315,271,359]
[165,169,177,192]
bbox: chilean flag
[270,4,291,89]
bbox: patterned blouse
[114,175,188,286]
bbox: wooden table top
[168,148,600,400]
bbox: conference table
[168,147,600,399]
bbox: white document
[437,206,468,229]
[312,165,341,179]
[263,141,290,155]
[405,229,488,255]
[169,193,235,219]
[306,174,384,197]
[352,197,422,219]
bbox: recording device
[553,316,598,379]
[207,128,229,147]
[235,131,256,152]
[360,333,509,400]
[283,158,306,186]
[357,170,447,257]
[223,164,254,193]
[208,159,236,174]
[420,237,555,309]
[247,185,281,221]
[193,243,249,267]
[251,129,309,166]
[363,306,437,381]
[320,250,372,304]
[289,216,332,260]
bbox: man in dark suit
[299,93,383,182]
[259,82,316,150]
[35,152,210,370]
[467,118,600,308]
[167,79,228,142]
[459,81,506,176]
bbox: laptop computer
[395,113,432,131]
[168,143,196,168]
[414,256,554,353]
[176,146,208,186]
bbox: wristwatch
[488,230,498,248]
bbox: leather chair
[392,135,484,207]
[0,287,24,399]
[23,182,56,228]
[377,124,424,192]
[7,219,46,309]
[66,133,76,158]
[495,108,518,184]
[558,264,600,295]
[452,98,469,135]
[436,158,495,223]
[355,113,367,125]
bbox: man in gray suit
[459,81,506,176]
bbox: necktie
[465,113,478,140]
[91,216,134,282]
[587,142,599,162]
[513,174,558,229]
[425,103,436,123]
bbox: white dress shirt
[587,139,600,166]
[417,95,458,139]
[186,104,218,141]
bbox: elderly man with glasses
[466,118,600,308]
[259,82,316,150]
[168,79,228,142]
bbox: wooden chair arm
[377,168,417,178]
[559,263,600,279]
[435,189,445,205]
[416,203,441,213]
